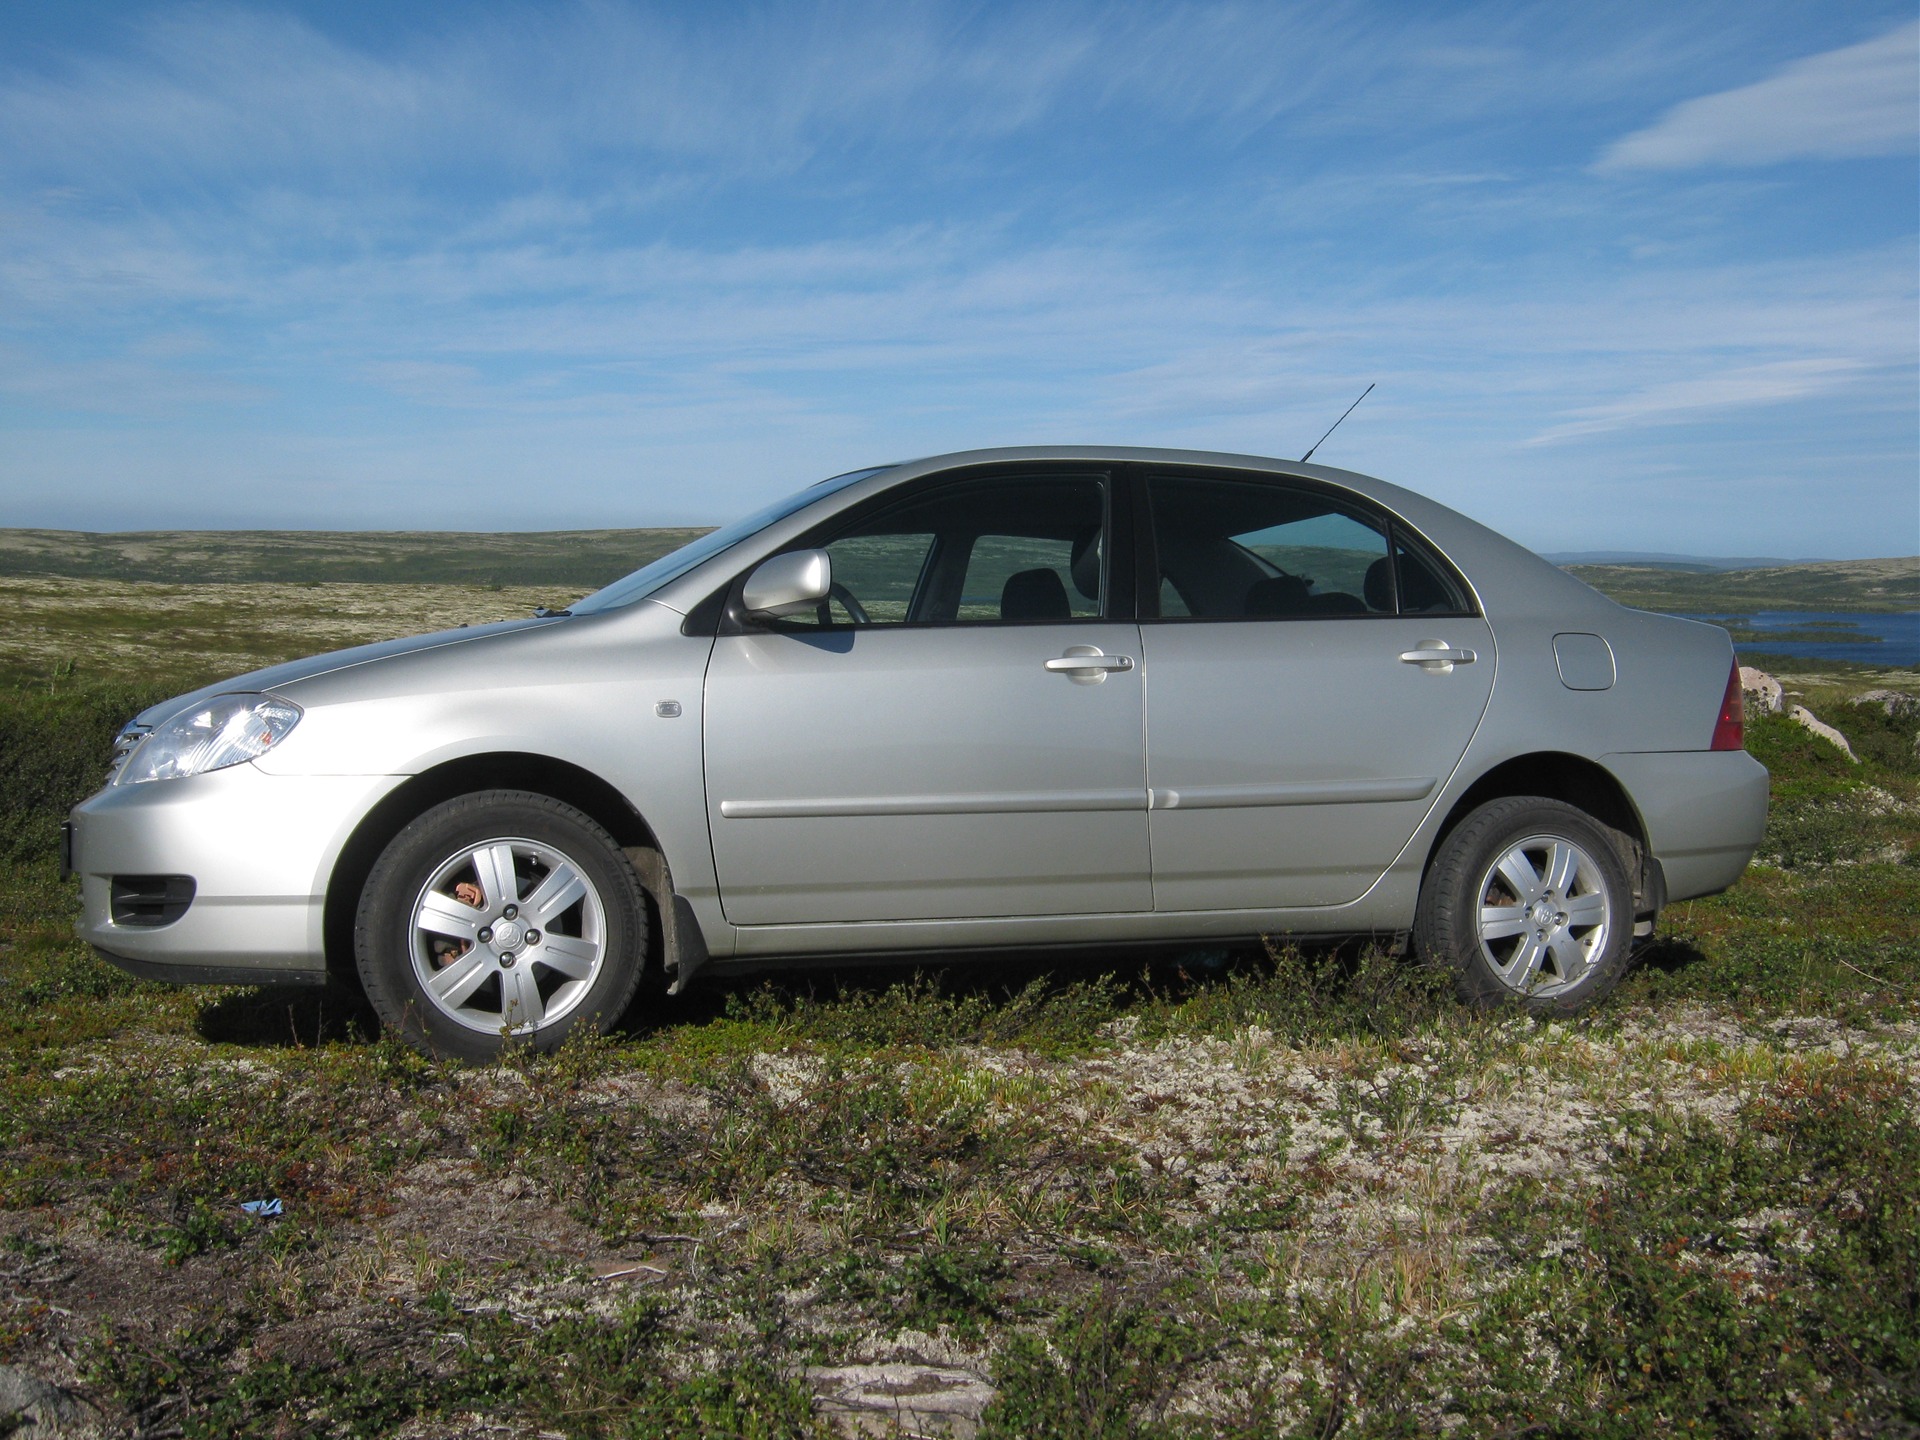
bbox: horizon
[3,521,1915,575]
[2,2,1916,558]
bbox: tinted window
[958,534,1100,621]
[1147,476,1391,619]
[775,476,1107,627]
[821,532,935,624]
[1390,537,1471,614]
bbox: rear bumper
[1603,748,1770,902]
[70,764,405,985]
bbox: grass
[0,577,1916,1436]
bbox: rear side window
[1147,475,1390,618]
[1389,535,1472,614]
[1145,474,1471,619]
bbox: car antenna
[1299,382,1374,463]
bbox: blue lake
[1681,610,1920,668]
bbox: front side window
[819,532,937,624]
[956,532,1101,621]
[1147,475,1392,619]
[773,475,1107,628]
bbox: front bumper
[70,763,406,985]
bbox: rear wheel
[354,791,647,1060]
[1415,796,1633,1014]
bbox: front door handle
[1400,640,1477,674]
[1045,645,1135,685]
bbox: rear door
[1139,471,1494,910]
[703,470,1151,926]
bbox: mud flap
[622,847,711,995]
[1632,851,1668,945]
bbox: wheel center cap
[492,918,525,951]
[1528,900,1557,929]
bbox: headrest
[1363,556,1394,611]
[1068,527,1103,600]
[1244,574,1311,616]
[1001,568,1072,622]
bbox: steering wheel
[829,582,871,626]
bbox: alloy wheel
[1472,833,1612,998]
[407,836,608,1034]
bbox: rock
[1739,667,1783,715]
[0,1365,94,1439]
[1852,689,1920,720]
[808,1363,996,1438]
[1789,705,1859,763]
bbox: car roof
[881,444,1338,480]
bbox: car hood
[130,617,559,727]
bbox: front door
[703,472,1151,926]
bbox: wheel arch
[321,752,660,981]
[1425,752,1661,917]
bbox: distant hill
[0,527,713,590]
[1541,551,1814,573]
[1565,557,1918,614]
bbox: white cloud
[1598,21,1919,170]
[0,3,1751,197]
[1521,359,1866,445]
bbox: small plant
[980,1295,1211,1439]
[900,1241,1007,1334]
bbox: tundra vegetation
[0,544,1916,1438]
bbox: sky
[1,1,1915,557]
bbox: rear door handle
[1400,642,1477,673]
[1045,645,1135,684]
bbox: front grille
[106,723,151,784]
[110,875,196,927]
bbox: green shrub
[1467,1074,1920,1435]
[0,683,176,864]
[1837,695,1920,776]
[980,1297,1209,1439]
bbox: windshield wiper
[533,606,572,618]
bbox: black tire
[1414,795,1634,1016]
[354,791,648,1061]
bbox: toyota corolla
[67,448,1768,1059]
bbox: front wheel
[1414,796,1633,1015]
[354,791,648,1060]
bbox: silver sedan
[68,448,1768,1059]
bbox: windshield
[567,466,894,614]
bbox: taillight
[1710,660,1744,751]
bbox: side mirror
[742,549,832,619]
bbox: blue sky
[1,2,1915,557]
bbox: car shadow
[195,979,380,1048]
[608,941,1271,1039]
[190,941,1296,1050]
[1632,934,1710,977]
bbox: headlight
[116,693,303,785]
